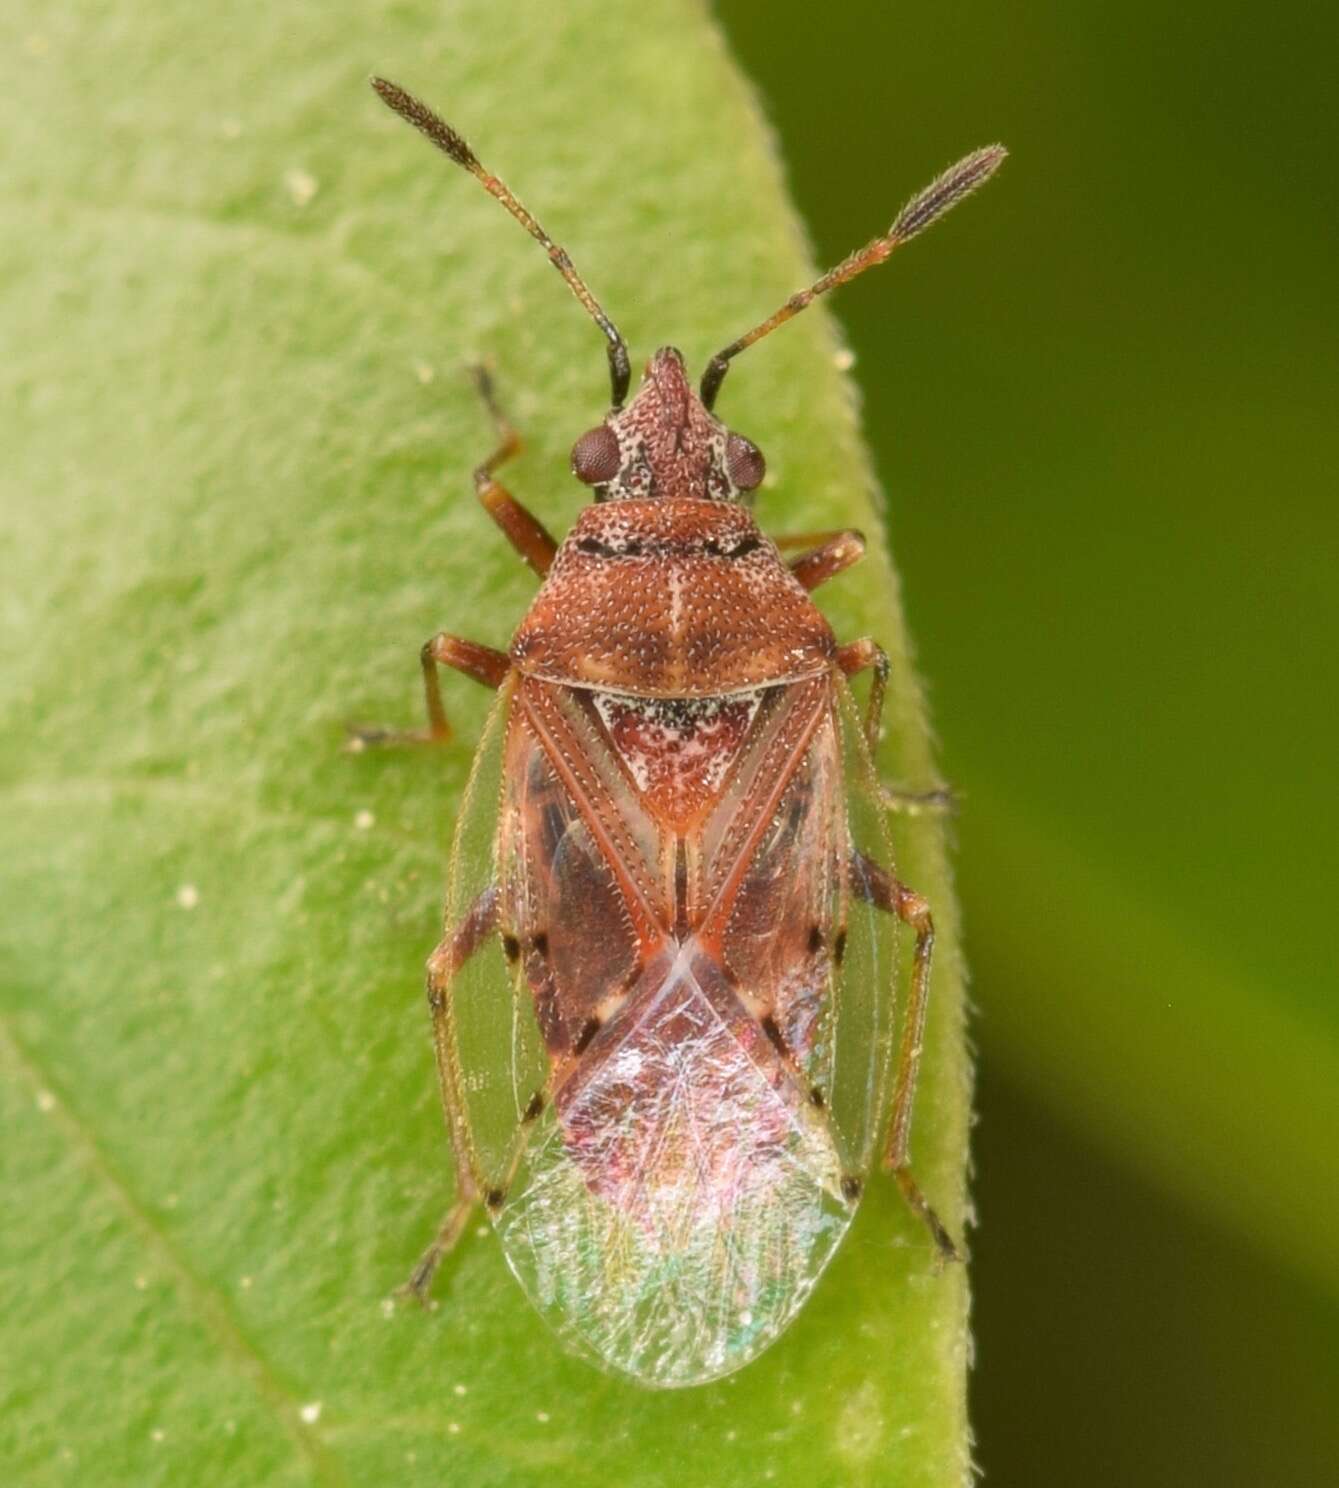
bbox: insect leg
[879,785,956,817]
[470,366,558,578]
[850,850,961,1264]
[836,637,890,755]
[401,885,500,1302]
[835,644,955,815]
[779,529,867,592]
[346,637,510,750]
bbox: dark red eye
[726,433,765,491]
[571,424,621,484]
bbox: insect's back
[512,499,835,696]
[443,666,898,1386]
[498,938,850,1385]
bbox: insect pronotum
[357,76,1004,1388]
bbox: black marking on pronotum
[577,535,643,558]
[501,933,521,963]
[700,535,763,559]
[522,1090,545,1122]
[840,1175,863,1203]
[575,535,762,559]
[833,928,848,966]
[573,1017,600,1056]
[484,1186,507,1210]
[807,924,825,954]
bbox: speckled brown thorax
[511,500,836,695]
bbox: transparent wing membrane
[497,942,849,1386]
[437,670,904,1384]
[827,677,900,1174]
[442,678,547,1189]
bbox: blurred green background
[715,1,1339,1482]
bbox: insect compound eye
[570,424,622,485]
[726,433,766,492]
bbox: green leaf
[1,3,974,1485]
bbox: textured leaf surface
[1,3,972,1485]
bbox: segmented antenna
[372,77,632,407]
[700,143,1007,409]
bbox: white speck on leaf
[36,1089,55,1112]
[299,1402,322,1425]
[284,168,318,207]
[835,1379,885,1468]
[833,347,856,371]
[354,808,375,831]
[175,884,199,910]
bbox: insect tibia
[890,144,1008,244]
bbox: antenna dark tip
[370,77,629,408]
[699,141,1006,408]
[890,144,1008,244]
[371,76,479,170]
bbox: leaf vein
[0,1017,349,1488]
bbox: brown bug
[359,77,1004,1387]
